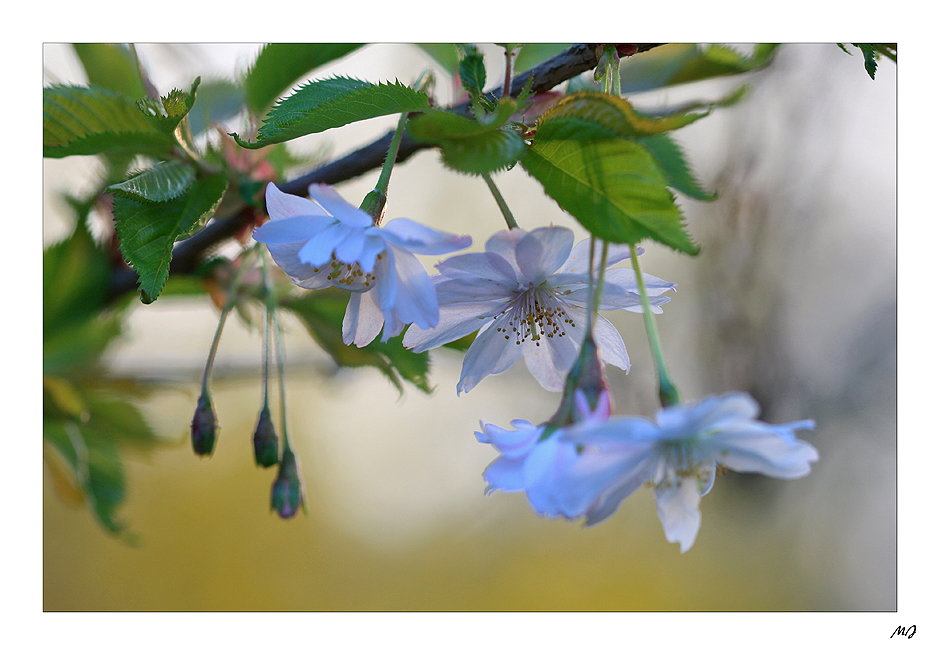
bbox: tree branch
[107,43,665,301]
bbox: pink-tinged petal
[381,218,472,255]
[706,423,819,479]
[515,227,574,284]
[265,182,330,221]
[654,476,704,553]
[403,304,494,352]
[307,184,372,227]
[380,314,407,343]
[592,315,630,371]
[456,320,523,395]
[253,215,335,244]
[342,288,385,347]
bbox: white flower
[478,392,818,553]
[253,182,471,346]
[403,226,675,393]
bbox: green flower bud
[191,389,218,457]
[252,405,279,468]
[271,448,304,519]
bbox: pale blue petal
[558,238,635,274]
[484,228,527,276]
[357,232,387,273]
[705,423,819,479]
[654,476,704,553]
[307,183,372,226]
[381,245,439,330]
[381,218,471,255]
[265,242,331,288]
[522,330,578,392]
[434,278,518,305]
[483,457,527,492]
[333,225,367,262]
[435,251,518,286]
[456,319,523,395]
[253,215,334,244]
[297,222,348,268]
[515,227,574,284]
[402,304,494,352]
[265,182,330,221]
[342,288,385,347]
[593,315,630,371]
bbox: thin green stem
[200,246,259,392]
[270,285,291,451]
[591,240,610,331]
[630,244,680,407]
[375,111,408,197]
[482,172,519,229]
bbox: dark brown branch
[107,43,665,301]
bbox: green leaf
[406,99,525,174]
[113,172,228,303]
[232,76,431,149]
[458,44,486,101]
[537,91,708,139]
[638,133,716,201]
[244,43,363,114]
[522,133,698,254]
[43,84,175,158]
[282,289,432,394]
[137,77,200,135]
[107,160,197,203]
[186,78,246,136]
[72,43,146,99]
[43,220,112,333]
[620,43,780,93]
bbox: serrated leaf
[638,133,716,201]
[113,172,228,302]
[537,91,708,139]
[282,289,432,394]
[406,99,524,174]
[458,45,486,100]
[43,84,175,158]
[232,77,431,149]
[107,160,197,203]
[522,134,698,254]
[244,43,363,114]
[43,220,112,333]
[137,77,200,135]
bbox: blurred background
[43,43,896,611]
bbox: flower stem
[629,244,680,407]
[482,172,519,229]
[269,274,292,453]
[360,110,410,225]
[199,246,258,393]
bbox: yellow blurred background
[42,43,896,612]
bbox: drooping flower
[403,226,675,393]
[479,392,818,553]
[253,182,471,346]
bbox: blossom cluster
[254,181,818,551]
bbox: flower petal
[402,303,494,352]
[265,182,330,221]
[706,422,819,479]
[515,227,574,284]
[654,476,704,553]
[380,245,440,330]
[265,242,333,289]
[297,222,349,268]
[307,183,372,227]
[253,215,334,244]
[342,288,385,346]
[457,319,523,394]
[592,315,630,371]
[381,218,472,255]
[435,251,518,287]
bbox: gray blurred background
[43,43,896,611]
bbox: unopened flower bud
[252,405,279,468]
[358,188,387,225]
[191,390,218,457]
[271,448,304,519]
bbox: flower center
[493,284,576,347]
[315,253,381,291]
